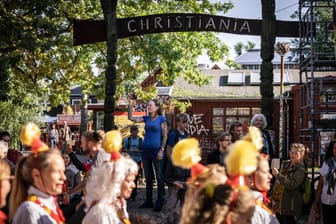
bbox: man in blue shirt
[122,125,143,201]
[165,113,190,211]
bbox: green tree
[290,6,335,60]
[1,0,235,134]
[0,0,103,140]
[234,41,256,56]
[98,0,234,128]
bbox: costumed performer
[172,135,257,224]
[9,122,66,224]
[83,130,138,224]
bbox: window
[274,72,290,84]
[212,117,224,134]
[72,99,81,105]
[228,72,245,85]
[212,107,258,135]
[250,72,261,85]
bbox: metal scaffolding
[299,0,336,178]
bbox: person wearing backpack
[165,113,189,160]
[122,125,143,201]
[271,143,306,224]
[314,140,336,224]
[164,113,190,217]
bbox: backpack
[126,136,142,150]
[301,172,313,205]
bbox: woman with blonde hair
[248,154,279,224]
[83,130,138,224]
[271,143,306,224]
[9,123,66,224]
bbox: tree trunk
[100,0,118,132]
[260,0,275,129]
[80,93,88,135]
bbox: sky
[198,0,298,66]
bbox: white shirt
[13,186,59,224]
[251,190,280,224]
[82,199,129,224]
[320,160,336,205]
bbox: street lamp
[275,42,290,159]
[275,42,290,95]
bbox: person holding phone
[128,99,168,212]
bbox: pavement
[127,182,165,223]
[127,181,181,224]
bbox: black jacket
[206,148,227,167]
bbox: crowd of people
[0,100,335,224]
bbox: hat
[172,138,208,179]
[225,126,262,187]
[102,130,123,161]
[20,122,48,157]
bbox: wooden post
[100,0,118,131]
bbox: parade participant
[314,140,336,224]
[128,99,168,211]
[83,130,138,224]
[250,113,274,157]
[62,154,81,203]
[0,159,11,224]
[271,143,306,224]
[207,132,231,168]
[64,130,109,223]
[248,154,279,224]
[9,122,66,224]
[172,130,259,224]
[122,125,142,201]
[66,130,107,173]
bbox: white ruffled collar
[28,185,57,211]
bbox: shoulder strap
[127,136,131,149]
[174,129,180,144]
[138,137,142,149]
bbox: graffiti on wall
[199,136,217,152]
[186,113,210,136]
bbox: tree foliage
[234,41,256,56]
[0,0,235,139]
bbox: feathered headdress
[20,122,48,157]
[102,130,122,161]
[225,126,262,186]
[224,127,262,210]
[171,138,208,179]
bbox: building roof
[235,49,298,65]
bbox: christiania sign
[73,13,302,46]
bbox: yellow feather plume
[225,140,259,176]
[20,122,41,146]
[102,130,122,154]
[172,138,201,169]
[243,126,263,150]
